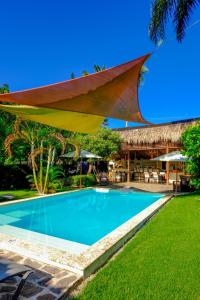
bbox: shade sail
[151,151,187,162]
[61,150,102,159]
[0,105,104,134]
[0,54,150,124]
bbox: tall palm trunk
[39,140,43,192]
[43,146,52,194]
[31,141,40,193]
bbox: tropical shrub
[69,174,96,187]
[0,165,30,190]
[26,166,64,193]
[4,118,80,194]
[181,121,200,189]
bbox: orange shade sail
[0,54,150,126]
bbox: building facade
[110,118,198,184]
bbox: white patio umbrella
[151,151,187,162]
[61,150,101,159]
[61,150,102,187]
[151,151,188,190]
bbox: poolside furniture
[0,194,16,201]
[152,172,159,183]
[0,259,33,300]
[180,175,192,192]
[149,174,154,183]
[159,172,166,183]
[99,173,109,186]
[144,172,150,183]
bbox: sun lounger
[0,194,16,201]
[0,259,33,300]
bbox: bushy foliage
[77,127,122,160]
[26,166,64,193]
[69,174,96,187]
[181,122,200,189]
[0,165,30,190]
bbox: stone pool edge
[0,192,173,279]
[76,194,173,277]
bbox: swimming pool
[0,189,163,247]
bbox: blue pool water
[0,189,163,245]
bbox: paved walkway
[0,249,82,300]
[114,182,173,193]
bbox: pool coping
[0,188,173,278]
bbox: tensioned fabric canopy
[0,53,150,133]
[0,105,104,133]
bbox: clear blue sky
[1,0,200,128]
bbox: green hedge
[69,174,96,187]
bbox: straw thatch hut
[111,118,199,183]
[115,118,198,150]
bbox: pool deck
[0,249,82,300]
[114,182,173,193]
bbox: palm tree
[0,83,9,94]
[149,0,200,44]
[82,64,106,77]
[4,119,78,194]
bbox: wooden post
[156,150,159,169]
[127,150,131,182]
[80,158,83,188]
[166,144,170,184]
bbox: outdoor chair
[144,172,150,183]
[159,171,166,183]
[180,175,192,192]
[0,259,33,300]
[152,172,159,183]
[0,194,16,201]
[99,173,109,186]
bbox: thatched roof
[115,118,199,145]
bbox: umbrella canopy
[151,151,187,162]
[61,150,102,159]
[0,54,151,134]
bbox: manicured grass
[0,187,76,202]
[0,189,38,200]
[75,193,200,300]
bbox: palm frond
[149,0,177,44]
[174,0,200,42]
[50,132,67,155]
[82,70,89,76]
[66,138,80,157]
[28,148,47,170]
[13,118,23,137]
[0,83,9,94]
[139,65,149,86]
[70,72,75,79]
[4,134,17,156]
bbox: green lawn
[0,187,75,202]
[75,193,200,300]
[0,189,38,200]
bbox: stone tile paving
[0,249,82,300]
[115,182,173,193]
